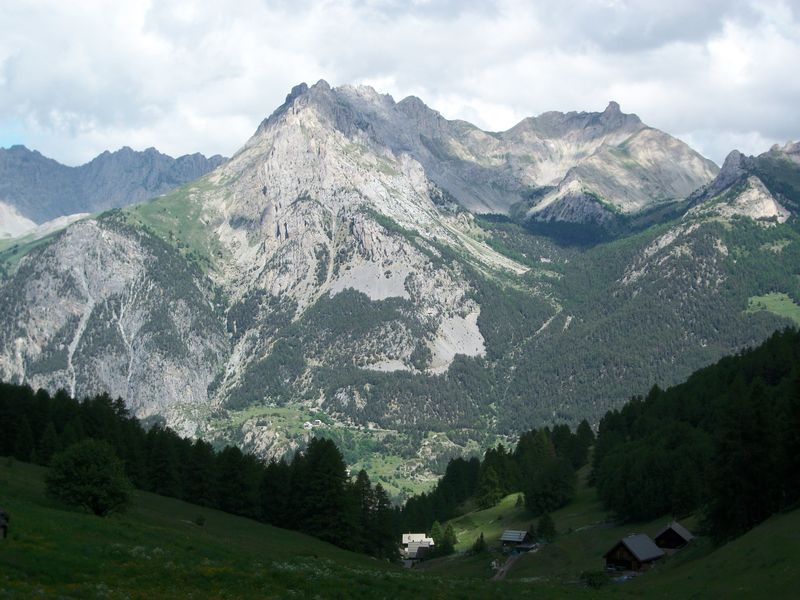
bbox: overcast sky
[1,0,798,166]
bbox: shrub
[46,439,131,516]
[536,513,556,542]
[580,570,611,588]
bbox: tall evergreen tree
[13,416,35,461]
[37,421,60,465]
[183,439,217,507]
[372,484,399,560]
[260,459,292,526]
[293,438,355,545]
[475,466,503,509]
[536,513,556,542]
[146,426,181,497]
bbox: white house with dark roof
[400,533,435,564]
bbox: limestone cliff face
[0,81,762,460]
[687,143,800,224]
[0,219,228,436]
[0,81,528,437]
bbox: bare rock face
[0,81,744,453]
[687,143,799,226]
[0,219,228,436]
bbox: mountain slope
[0,83,796,493]
[0,144,226,225]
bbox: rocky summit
[1,81,798,496]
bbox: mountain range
[1,80,798,497]
[0,145,225,237]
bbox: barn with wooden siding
[603,534,664,572]
[654,521,694,551]
[500,529,533,548]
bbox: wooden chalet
[654,521,694,551]
[603,534,664,572]
[400,533,435,565]
[500,529,533,548]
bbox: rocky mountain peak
[0,145,226,224]
[698,149,752,199]
[768,140,800,165]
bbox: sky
[1,0,799,166]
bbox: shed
[500,529,532,548]
[654,521,694,551]
[604,534,664,572]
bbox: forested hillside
[593,327,800,541]
[0,382,398,559]
[400,327,800,550]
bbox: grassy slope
[122,177,226,273]
[422,468,799,599]
[747,292,800,326]
[444,466,603,554]
[0,460,600,599]
[620,509,800,599]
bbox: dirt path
[492,553,522,581]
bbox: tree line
[592,327,800,542]
[0,383,398,560]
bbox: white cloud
[0,0,798,165]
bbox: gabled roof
[500,530,528,542]
[405,541,433,558]
[605,534,664,562]
[655,521,694,543]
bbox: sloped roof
[500,530,528,542]
[406,541,433,558]
[605,534,664,562]
[655,521,694,543]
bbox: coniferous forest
[0,384,398,560]
[2,327,798,559]
[400,327,800,547]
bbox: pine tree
[524,457,575,515]
[146,426,181,497]
[260,459,292,526]
[472,532,487,554]
[13,417,35,461]
[537,513,556,542]
[294,438,354,545]
[351,469,375,553]
[372,484,399,560]
[60,417,85,448]
[476,466,503,509]
[184,439,217,507]
[37,421,60,465]
[430,520,443,544]
[705,378,782,542]
[442,523,457,554]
